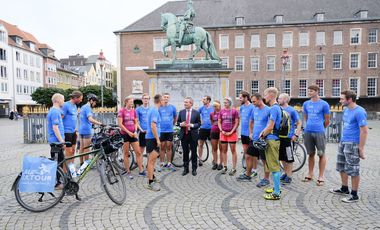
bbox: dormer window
[315,13,325,22]
[356,10,368,19]
[274,15,284,23]
[29,42,35,51]
[0,30,6,43]
[16,37,22,46]
[235,17,245,26]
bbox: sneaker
[199,160,203,167]
[228,168,237,176]
[280,174,287,181]
[147,182,161,191]
[341,195,359,203]
[330,188,350,195]
[221,166,228,174]
[211,163,218,170]
[138,171,147,177]
[217,164,223,171]
[127,172,134,180]
[157,165,164,172]
[264,187,281,194]
[250,171,258,178]
[256,178,270,188]
[166,164,177,172]
[236,174,251,182]
[282,176,292,184]
[263,193,281,200]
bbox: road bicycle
[12,125,126,212]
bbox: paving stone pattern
[0,119,379,229]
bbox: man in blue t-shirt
[239,91,255,174]
[78,94,103,165]
[158,93,177,171]
[62,90,83,164]
[47,93,65,164]
[302,85,330,186]
[261,87,282,200]
[198,95,214,167]
[330,90,368,203]
[136,93,151,155]
[146,94,164,191]
[278,93,302,184]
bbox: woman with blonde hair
[210,100,223,170]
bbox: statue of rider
[177,0,196,45]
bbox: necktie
[186,110,190,134]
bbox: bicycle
[12,125,127,212]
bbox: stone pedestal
[144,60,232,109]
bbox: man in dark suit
[177,97,201,176]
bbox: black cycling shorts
[146,139,160,154]
[64,132,77,147]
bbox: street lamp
[98,50,105,108]
[281,49,289,93]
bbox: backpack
[272,104,291,138]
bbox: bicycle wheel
[111,147,135,171]
[171,140,184,167]
[13,167,66,212]
[291,142,307,172]
[198,141,209,162]
[99,159,126,205]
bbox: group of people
[46,84,368,203]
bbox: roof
[85,55,99,64]
[69,65,94,75]
[116,0,380,33]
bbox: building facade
[115,0,380,110]
[57,65,83,89]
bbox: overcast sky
[1,0,170,65]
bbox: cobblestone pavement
[0,118,379,229]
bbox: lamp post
[98,50,105,108]
[281,49,289,93]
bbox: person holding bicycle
[278,93,302,184]
[218,97,239,175]
[78,94,103,165]
[210,100,222,170]
[118,96,145,179]
[198,96,213,167]
[146,94,164,191]
[136,93,151,156]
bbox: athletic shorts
[199,129,211,141]
[122,134,138,143]
[241,135,250,145]
[336,142,360,176]
[210,131,220,140]
[220,132,238,143]
[303,132,326,156]
[146,138,160,154]
[160,132,173,142]
[279,138,294,163]
[247,140,266,160]
[80,134,92,139]
[64,132,77,147]
[139,132,146,147]
[50,144,64,164]
[264,140,280,172]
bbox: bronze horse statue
[160,13,220,61]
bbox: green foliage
[31,85,116,108]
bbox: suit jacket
[177,108,201,141]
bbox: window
[0,66,6,78]
[333,31,343,45]
[332,54,342,69]
[315,13,325,22]
[235,57,244,71]
[0,30,6,42]
[350,53,360,69]
[235,80,243,98]
[36,58,41,68]
[284,80,291,95]
[0,82,8,93]
[358,10,368,19]
[350,29,361,44]
[332,79,341,97]
[23,69,28,80]
[219,34,229,50]
[299,80,307,97]
[316,54,325,70]
[235,34,244,48]
[284,56,292,71]
[267,80,275,88]
[299,55,308,70]
[30,71,34,82]
[36,72,41,82]
[368,29,378,43]
[316,79,325,97]
[251,80,259,94]
[30,56,34,67]
[0,48,6,60]
[299,32,309,47]
[236,17,245,25]
[367,78,377,96]
[16,51,21,62]
[16,68,21,79]
[250,56,259,72]
[266,33,276,47]
[267,56,276,71]
[251,34,260,48]
[23,85,28,94]
[221,57,229,68]
[274,15,284,23]
[153,38,166,52]
[316,31,326,46]
[16,85,22,94]
[282,32,293,47]
[368,53,377,68]
[16,37,22,46]
[349,78,359,95]
[23,54,28,65]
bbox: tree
[31,87,67,107]
[78,85,116,107]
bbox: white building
[0,23,11,116]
